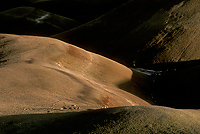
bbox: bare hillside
[53,0,200,67]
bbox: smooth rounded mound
[0,34,149,116]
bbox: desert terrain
[1,0,200,133]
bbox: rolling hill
[53,0,200,68]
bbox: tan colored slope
[1,105,200,133]
[0,34,149,116]
[53,0,200,67]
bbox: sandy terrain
[1,0,200,133]
[1,33,200,133]
[0,33,149,116]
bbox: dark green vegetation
[1,106,200,134]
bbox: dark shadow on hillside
[119,60,200,109]
[0,109,111,134]
[118,69,156,105]
[129,60,200,109]
[0,107,132,134]
[0,0,129,23]
[152,62,200,109]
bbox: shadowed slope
[53,0,200,67]
[137,0,200,66]
[0,7,81,36]
[31,0,130,23]
[151,64,200,108]
[0,0,129,23]
[0,34,149,116]
[1,106,200,133]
